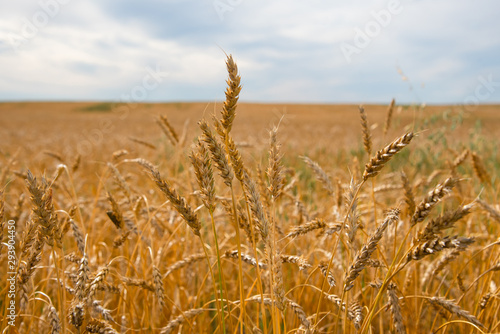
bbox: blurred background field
[1,100,499,333]
[1,102,500,165]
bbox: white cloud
[0,0,499,103]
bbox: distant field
[1,101,499,165]
[1,97,499,333]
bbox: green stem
[209,211,230,333]
[359,229,413,334]
[200,233,225,334]
[229,187,246,334]
[316,180,364,333]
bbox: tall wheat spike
[359,105,372,155]
[220,54,241,134]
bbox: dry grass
[0,56,499,334]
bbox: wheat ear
[401,171,416,216]
[157,114,179,145]
[452,149,469,168]
[267,126,285,200]
[410,178,456,227]
[220,54,241,133]
[428,296,484,328]
[199,119,234,187]
[302,156,335,196]
[344,209,400,291]
[153,265,165,310]
[48,306,61,334]
[418,202,474,241]
[471,151,490,184]
[383,98,395,136]
[387,283,406,334]
[407,236,474,261]
[189,140,216,212]
[0,191,4,256]
[85,319,119,334]
[363,132,414,181]
[319,261,336,287]
[164,254,206,277]
[128,136,156,149]
[359,105,372,155]
[136,159,201,236]
[477,199,500,223]
[160,308,208,334]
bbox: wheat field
[0,55,499,334]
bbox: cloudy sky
[0,0,499,104]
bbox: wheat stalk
[0,191,4,256]
[422,249,461,286]
[68,302,85,329]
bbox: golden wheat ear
[220,54,242,134]
[359,105,372,155]
[383,98,395,136]
[387,283,406,334]
[344,209,400,292]
[428,297,484,328]
[363,132,414,181]
[410,177,457,227]
[199,119,234,187]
